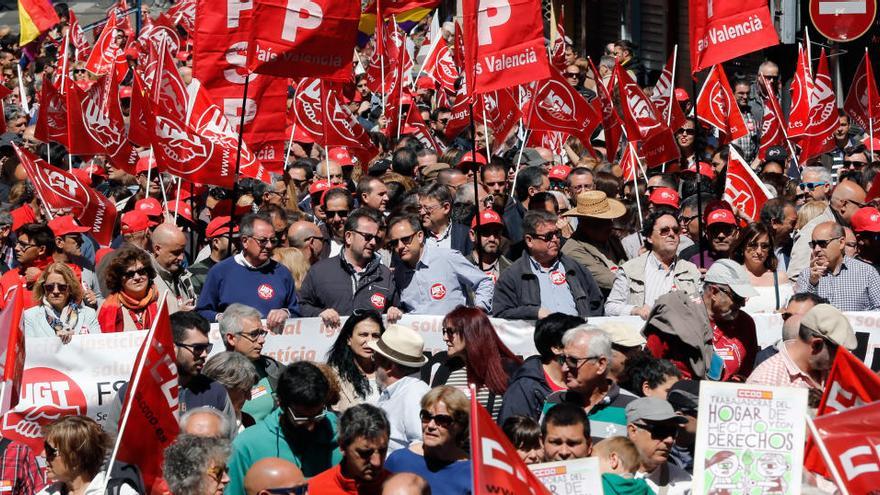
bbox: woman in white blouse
[733,222,793,313]
[22,263,100,342]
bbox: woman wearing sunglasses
[163,434,231,495]
[732,223,793,314]
[22,263,100,342]
[385,386,472,495]
[326,309,385,413]
[38,415,138,495]
[98,246,159,332]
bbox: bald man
[180,406,230,438]
[830,180,867,226]
[316,160,345,186]
[244,458,307,495]
[287,220,326,265]
[382,473,431,495]
[151,223,196,312]
[535,147,555,166]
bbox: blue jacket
[196,254,300,321]
[497,355,552,424]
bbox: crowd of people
[0,1,879,494]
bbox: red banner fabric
[0,283,25,412]
[34,78,68,147]
[421,40,458,94]
[812,401,880,495]
[649,50,687,132]
[788,45,813,142]
[758,76,785,160]
[689,0,779,73]
[523,68,601,148]
[844,51,880,134]
[800,49,838,161]
[696,64,748,144]
[723,146,771,221]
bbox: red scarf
[98,285,159,332]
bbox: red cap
[48,215,90,237]
[684,161,716,180]
[706,208,737,226]
[121,211,150,234]
[457,152,487,169]
[328,147,354,167]
[135,155,157,175]
[674,88,689,102]
[548,165,572,181]
[70,168,93,187]
[168,200,193,223]
[309,180,331,196]
[851,207,880,233]
[206,216,239,238]
[83,162,108,178]
[471,209,504,229]
[119,86,132,98]
[648,187,680,208]
[135,197,163,224]
[416,76,435,91]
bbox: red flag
[689,0,778,73]
[420,39,458,94]
[805,348,880,477]
[758,76,784,160]
[0,282,25,414]
[165,0,196,33]
[723,146,770,221]
[462,0,551,94]
[470,388,551,495]
[649,49,686,132]
[475,88,522,146]
[800,49,838,161]
[403,96,444,152]
[619,142,641,182]
[0,85,8,135]
[292,78,326,144]
[523,68,602,148]
[788,45,813,141]
[844,51,880,134]
[812,401,880,495]
[34,78,68,146]
[526,130,569,156]
[68,10,90,61]
[549,8,567,71]
[588,59,622,161]
[443,72,473,141]
[696,64,748,143]
[14,145,118,245]
[113,298,180,492]
[615,63,679,168]
[136,13,182,60]
[84,14,124,76]
[322,84,381,161]
[246,0,360,81]
[128,72,152,147]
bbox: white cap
[704,259,759,298]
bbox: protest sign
[528,458,603,495]
[693,382,808,495]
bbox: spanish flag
[359,0,439,45]
[19,0,60,46]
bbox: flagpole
[46,144,51,167]
[691,74,706,269]
[103,293,169,495]
[145,147,153,198]
[668,45,678,127]
[377,1,386,112]
[469,101,485,269]
[284,122,297,169]
[16,65,29,115]
[173,176,182,223]
[395,18,405,140]
[870,48,875,157]
[480,103,491,156]
[629,143,644,229]
[60,28,70,95]
[411,11,439,90]
[227,73,251,257]
[805,415,851,495]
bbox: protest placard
[528,457,603,495]
[693,382,808,495]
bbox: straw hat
[367,325,429,368]
[561,191,626,219]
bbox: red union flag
[246,0,360,81]
[805,348,880,478]
[470,388,551,495]
[165,0,196,33]
[800,49,838,160]
[788,45,814,141]
[589,59,622,161]
[476,88,522,145]
[84,13,125,76]
[421,39,458,94]
[649,49,687,132]
[844,50,880,133]
[615,62,666,141]
[292,78,326,143]
[463,0,551,94]
[523,68,601,147]
[758,77,785,160]
[113,298,179,492]
[322,83,380,159]
[34,78,68,146]
[696,64,748,143]
[14,146,118,245]
[811,401,880,495]
[0,282,25,414]
[619,142,641,182]
[689,0,779,73]
[723,146,771,221]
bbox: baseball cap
[121,211,150,234]
[368,158,392,177]
[48,215,90,237]
[674,88,689,102]
[705,208,737,226]
[329,147,354,167]
[666,380,700,413]
[205,216,239,238]
[851,207,880,233]
[704,259,759,298]
[626,397,688,425]
[764,146,789,163]
[82,162,108,178]
[471,209,504,229]
[800,304,857,350]
[135,197,163,225]
[648,187,680,209]
[135,155,157,175]
[416,76,435,91]
[167,199,193,223]
[548,165,572,181]
[683,161,716,180]
[519,148,546,167]
[457,152,487,170]
[596,321,646,348]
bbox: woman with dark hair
[501,415,543,464]
[326,309,385,412]
[98,245,159,332]
[732,222,793,313]
[423,306,522,420]
[620,353,681,399]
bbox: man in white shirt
[626,397,692,495]
[370,324,431,454]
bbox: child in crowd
[592,436,653,494]
[501,415,544,465]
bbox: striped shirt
[796,256,880,311]
[445,367,505,421]
[541,385,636,443]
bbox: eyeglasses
[679,214,699,224]
[15,240,38,249]
[798,181,828,190]
[291,178,309,188]
[325,209,350,219]
[810,237,842,249]
[841,198,867,209]
[206,464,228,484]
[418,203,444,214]
[248,236,276,247]
[676,128,696,136]
[843,160,868,168]
[350,230,380,243]
[175,342,213,355]
[44,442,58,461]
[122,267,149,279]
[634,422,680,439]
[44,283,69,293]
[655,226,681,236]
[237,328,269,341]
[286,407,327,424]
[420,409,456,428]
[387,231,419,248]
[565,71,581,78]
[556,354,600,370]
[73,69,86,74]
[440,326,459,337]
[266,485,309,495]
[304,235,325,244]
[746,241,771,251]
[528,230,561,242]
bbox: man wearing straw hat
[560,191,628,297]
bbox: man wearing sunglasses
[300,208,400,327]
[0,223,54,311]
[796,221,880,311]
[228,362,342,495]
[851,206,880,266]
[625,398,691,494]
[48,215,101,308]
[244,457,307,495]
[701,259,759,382]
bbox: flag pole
[16,65,29,115]
[411,11,439,90]
[284,122,297,168]
[173,176,182,223]
[60,28,70,95]
[691,73,706,269]
[668,45,678,127]
[103,293,169,495]
[629,143,644,229]
[480,103,491,156]
[227,73,251,257]
[805,415,851,495]
[469,100,485,269]
[870,49,875,157]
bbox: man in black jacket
[299,208,400,326]
[493,210,604,319]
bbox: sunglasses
[810,237,842,249]
[350,230,380,243]
[799,181,828,190]
[676,129,697,136]
[843,161,867,168]
[565,72,581,78]
[420,409,455,428]
[555,354,600,370]
[325,209,349,219]
[44,442,58,461]
[248,236,276,247]
[287,407,327,424]
[123,267,149,279]
[387,231,419,248]
[44,283,69,293]
[529,230,561,242]
[266,486,309,495]
[207,464,228,484]
[634,422,680,439]
[656,226,681,236]
[746,241,771,251]
[175,342,213,355]
[679,214,699,224]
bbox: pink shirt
[746,341,822,390]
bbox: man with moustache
[467,210,511,282]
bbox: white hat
[704,259,759,298]
[367,324,429,368]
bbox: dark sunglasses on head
[809,237,842,249]
[123,267,149,279]
[387,231,419,248]
[420,409,455,428]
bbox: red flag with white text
[421,39,458,94]
[470,389,551,495]
[800,49,838,161]
[0,282,25,414]
[246,0,360,81]
[68,10,90,61]
[404,101,444,152]
[475,88,522,147]
[615,63,679,167]
[114,298,179,492]
[805,348,880,477]
[689,0,778,73]
[523,68,601,149]
[811,401,880,495]
[787,45,813,141]
[462,0,551,94]
[619,142,641,182]
[549,7,567,71]
[723,146,771,221]
[13,145,118,245]
[696,64,748,143]
[34,78,68,147]
[84,13,125,77]
[649,49,686,132]
[844,51,880,134]
[165,0,196,33]
[589,59,622,161]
